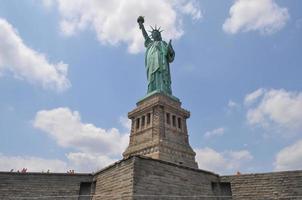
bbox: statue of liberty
[137,16,175,96]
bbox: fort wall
[1,157,301,199]
[92,158,134,200]
[222,170,302,200]
[132,156,231,200]
[0,172,92,200]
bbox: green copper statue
[137,16,175,96]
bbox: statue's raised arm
[137,16,174,96]
[137,16,149,41]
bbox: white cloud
[0,153,67,172]
[42,0,201,54]
[178,0,202,20]
[0,152,115,173]
[32,107,129,172]
[119,116,131,131]
[0,108,130,173]
[204,127,225,139]
[223,0,289,34]
[2,108,131,173]
[228,150,253,162]
[228,100,239,108]
[244,88,265,105]
[226,100,241,114]
[0,18,70,91]
[245,89,302,133]
[66,152,115,172]
[195,148,253,174]
[195,148,225,171]
[33,107,129,156]
[274,140,302,171]
[42,0,55,8]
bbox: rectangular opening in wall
[141,115,145,127]
[178,117,182,129]
[147,113,151,125]
[211,182,219,196]
[166,113,170,124]
[136,118,140,130]
[219,182,232,196]
[79,182,92,200]
[172,115,176,127]
[211,182,232,198]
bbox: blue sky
[0,0,301,174]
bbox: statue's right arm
[140,23,150,41]
[139,23,152,47]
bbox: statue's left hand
[168,40,172,48]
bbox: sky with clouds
[0,0,301,175]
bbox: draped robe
[144,38,175,95]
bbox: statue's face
[152,31,162,41]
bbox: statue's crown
[148,25,163,34]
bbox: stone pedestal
[123,92,198,169]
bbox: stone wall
[221,170,302,200]
[0,172,92,200]
[92,156,232,200]
[2,156,301,200]
[132,156,232,200]
[92,158,134,200]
